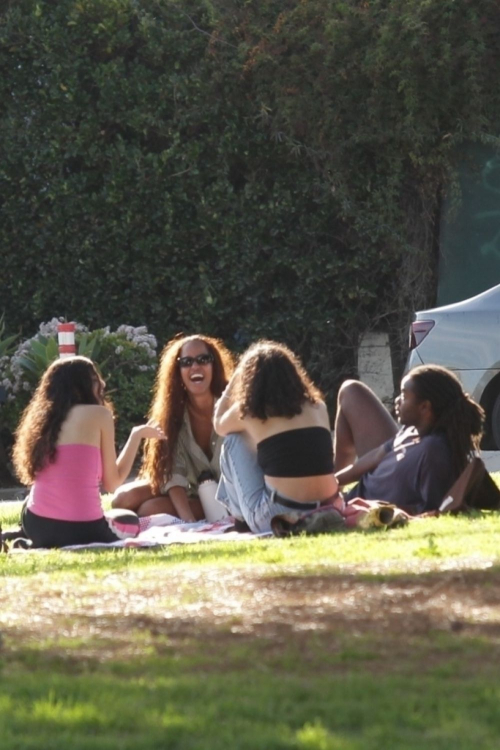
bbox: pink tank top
[27,444,103,522]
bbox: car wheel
[491,393,500,450]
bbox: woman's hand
[132,419,167,442]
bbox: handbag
[439,457,500,514]
[271,497,410,538]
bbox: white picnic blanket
[58,513,270,550]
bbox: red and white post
[57,322,76,358]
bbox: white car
[406,283,500,449]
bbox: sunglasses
[177,353,214,368]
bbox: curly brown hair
[235,340,323,420]
[13,356,109,486]
[140,334,234,494]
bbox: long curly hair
[140,334,234,494]
[235,340,323,420]
[409,364,484,474]
[13,356,109,486]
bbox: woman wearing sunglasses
[112,334,234,521]
[213,340,340,533]
[12,356,165,548]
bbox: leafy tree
[0,0,498,415]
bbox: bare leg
[111,480,154,511]
[136,495,178,517]
[136,494,205,520]
[334,380,398,471]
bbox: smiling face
[179,339,214,398]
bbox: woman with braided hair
[405,365,484,475]
[334,364,484,514]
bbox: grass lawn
[1,498,500,749]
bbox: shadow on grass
[2,561,500,749]
[1,603,500,750]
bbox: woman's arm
[100,410,166,493]
[334,443,388,488]
[213,401,244,436]
[213,373,245,436]
[167,485,197,523]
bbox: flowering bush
[1,319,158,446]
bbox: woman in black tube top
[213,340,342,533]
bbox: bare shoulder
[303,399,332,429]
[70,404,112,425]
[58,404,111,446]
[305,399,329,416]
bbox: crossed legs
[113,381,398,519]
[334,380,398,472]
[216,433,296,533]
[111,479,204,520]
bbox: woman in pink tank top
[12,356,165,548]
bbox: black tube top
[257,427,334,477]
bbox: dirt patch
[1,564,500,671]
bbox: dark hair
[236,340,323,420]
[140,333,234,494]
[13,356,108,485]
[408,364,484,473]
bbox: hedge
[1,0,499,412]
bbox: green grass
[2,496,500,749]
[3,648,500,750]
[2,500,500,576]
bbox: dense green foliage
[1,0,499,404]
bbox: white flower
[2,321,157,426]
[38,318,62,337]
[114,325,157,355]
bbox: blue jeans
[215,433,294,533]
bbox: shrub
[0,319,157,446]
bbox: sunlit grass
[2,486,500,749]
[2,497,500,577]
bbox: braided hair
[409,365,484,474]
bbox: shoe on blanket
[1,526,30,552]
[271,506,346,538]
[0,525,7,553]
[232,518,251,533]
[1,527,25,541]
[0,532,32,551]
[11,537,33,550]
